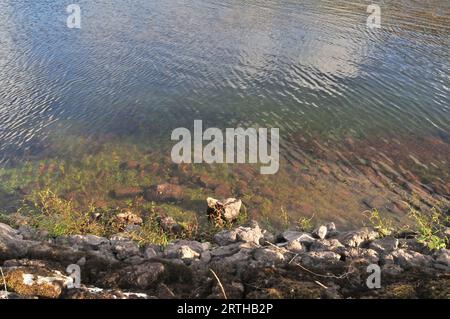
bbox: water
[0,0,449,229]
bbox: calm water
[0,0,449,227]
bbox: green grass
[366,206,449,250]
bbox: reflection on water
[0,0,449,228]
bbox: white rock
[282,230,316,244]
[313,225,328,240]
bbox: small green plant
[297,214,314,232]
[280,206,290,229]
[409,207,448,251]
[367,209,394,237]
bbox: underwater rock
[144,183,184,202]
[119,161,141,170]
[197,174,220,189]
[214,184,232,198]
[111,187,144,199]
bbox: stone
[326,222,337,232]
[433,249,450,270]
[214,229,238,246]
[300,251,342,268]
[164,240,209,260]
[207,197,241,222]
[3,266,72,299]
[119,161,141,170]
[285,239,306,253]
[0,223,38,260]
[214,184,232,198]
[281,230,316,245]
[253,247,286,265]
[390,249,433,270]
[313,225,328,240]
[309,239,344,252]
[210,243,241,257]
[197,175,220,189]
[157,216,183,234]
[235,225,263,245]
[111,187,144,199]
[144,183,184,202]
[60,234,110,250]
[105,262,165,290]
[337,227,379,247]
[110,235,141,260]
[260,229,276,245]
[115,211,143,226]
[382,263,404,277]
[18,226,49,241]
[200,250,212,263]
[124,255,145,265]
[144,246,158,259]
[178,246,200,260]
[344,248,379,263]
[369,237,399,254]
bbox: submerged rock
[119,161,141,170]
[111,187,144,199]
[144,183,184,202]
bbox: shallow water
[0,0,449,229]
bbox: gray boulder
[281,230,316,245]
[390,249,433,270]
[0,223,38,260]
[369,237,399,254]
[337,227,379,247]
[110,235,141,260]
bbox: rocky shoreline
[1,218,449,299]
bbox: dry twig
[209,268,228,299]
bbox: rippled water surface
[0,0,449,228]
